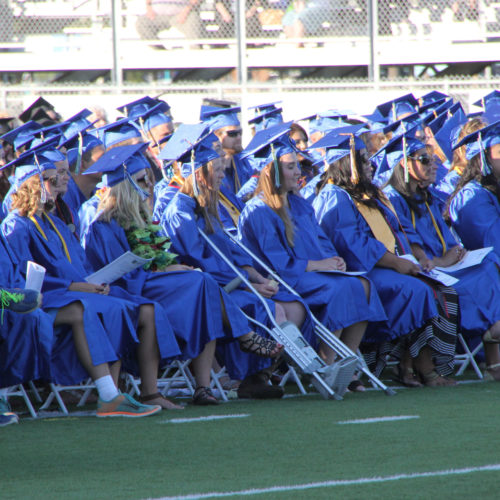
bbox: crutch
[223,228,396,396]
[198,227,358,400]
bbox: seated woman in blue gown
[447,120,500,258]
[383,132,500,382]
[1,154,167,417]
[82,142,283,402]
[0,237,53,391]
[312,132,459,386]
[237,126,387,389]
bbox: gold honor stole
[218,191,241,227]
[354,195,398,253]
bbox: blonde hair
[451,118,486,172]
[254,161,295,247]
[11,176,43,217]
[97,175,151,230]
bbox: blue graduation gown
[300,174,322,203]
[82,215,229,361]
[385,185,500,335]
[78,193,100,242]
[163,192,306,380]
[1,211,141,384]
[449,180,500,257]
[221,154,252,195]
[312,184,438,341]
[153,179,180,223]
[0,238,53,387]
[238,194,387,333]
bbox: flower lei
[125,222,178,272]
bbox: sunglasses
[136,176,148,184]
[225,129,242,138]
[408,154,432,166]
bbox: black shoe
[237,373,284,400]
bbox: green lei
[125,223,178,272]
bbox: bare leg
[54,303,110,380]
[136,304,183,410]
[413,346,456,387]
[483,320,500,380]
[276,300,306,328]
[191,339,216,388]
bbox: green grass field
[2,377,500,500]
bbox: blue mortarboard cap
[363,109,389,127]
[200,106,241,130]
[59,129,104,170]
[370,129,426,181]
[248,107,284,132]
[90,119,142,149]
[421,98,455,127]
[118,96,159,116]
[309,127,366,167]
[0,121,43,151]
[21,136,66,164]
[432,105,467,163]
[453,120,500,174]
[376,94,419,123]
[25,122,66,150]
[418,97,449,116]
[84,142,151,197]
[248,101,282,115]
[427,102,463,136]
[158,123,219,177]
[61,109,93,140]
[418,91,450,107]
[473,90,500,110]
[129,102,173,136]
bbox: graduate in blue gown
[200,106,252,195]
[162,124,321,390]
[237,125,387,389]
[311,131,459,385]
[0,238,53,388]
[0,153,168,416]
[447,120,500,257]
[383,131,500,382]
[83,141,284,401]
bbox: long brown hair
[179,162,221,234]
[450,118,486,174]
[254,160,295,247]
[316,150,384,209]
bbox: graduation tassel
[74,132,83,174]
[124,162,150,200]
[34,154,48,204]
[349,134,359,185]
[403,136,409,183]
[392,102,397,122]
[478,132,492,176]
[191,149,199,198]
[270,143,280,188]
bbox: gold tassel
[349,134,359,185]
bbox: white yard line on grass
[148,464,500,500]
[337,415,420,424]
[161,414,250,424]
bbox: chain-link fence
[1,0,500,82]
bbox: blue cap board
[200,105,241,131]
[90,119,142,149]
[453,119,500,175]
[248,107,284,132]
[473,90,500,110]
[376,94,419,123]
[418,91,450,106]
[83,142,151,198]
[0,121,43,151]
[157,123,220,178]
[429,104,467,163]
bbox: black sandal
[192,387,219,406]
[239,332,283,358]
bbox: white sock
[94,375,119,402]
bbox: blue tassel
[478,133,492,176]
[124,164,150,200]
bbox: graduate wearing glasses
[312,130,459,387]
[383,132,500,382]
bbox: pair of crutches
[198,227,395,399]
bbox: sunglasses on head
[408,154,432,166]
[225,129,242,138]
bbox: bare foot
[421,371,457,387]
[141,393,184,410]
